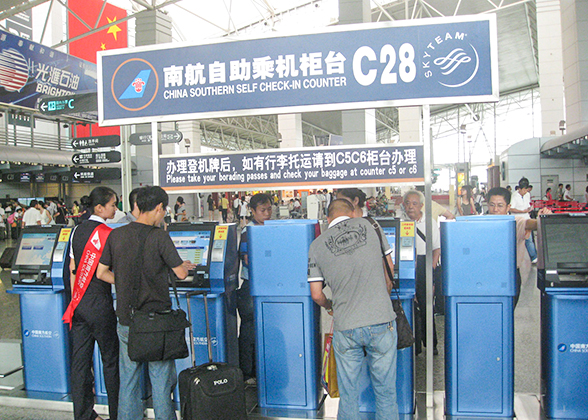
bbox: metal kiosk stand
[7,225,72,395]
[359,218,417,416]
[441,215,516,418]
[537,213,588,419]
[248,219,322,412]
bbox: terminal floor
[0,237,547,419]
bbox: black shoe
[433,347,439,356]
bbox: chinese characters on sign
[0,30,96,110]
[160,145,423,191]
[100,16,497,125]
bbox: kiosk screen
[543,220,588,269]
[382,226,397,265]
[169,230,213,272]
[15,232,58,268]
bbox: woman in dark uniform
[65,187,119,420]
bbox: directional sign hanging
[128,130,183,146]
[72,135,121,150]
[72,151,122,165]
[38,93,98,115]
[72,168,121,182]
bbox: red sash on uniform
[62,223,112,328]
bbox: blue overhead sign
[160,144,424,192]
[0,30,97,110]
[98,15,498,125]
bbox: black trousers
[70,294,119,420]
[415,255,438,350]
[236,280,256,380]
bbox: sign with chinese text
[38,92,98,116]
[72,151,121,165]
[99,15,497,125]
[71,135,120,150]
[160,144,424,192]
[0,30,97,110]
[129,130,183,145]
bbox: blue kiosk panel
[442,216,515,418]
[359,219,416,415]
[19,290,70,393]
[542,290,588,419]
[537,213,588,419]
[7,225,71,395]
[249,220,322,410]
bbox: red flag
[68,0,127,137]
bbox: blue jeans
[525,235,537,261]
[117,323,178,420]
[333,321,399,420]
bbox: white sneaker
[532,258,538,264]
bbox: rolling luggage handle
[186,290,213,366]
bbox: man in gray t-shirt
[308,199,398,420]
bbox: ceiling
[0,0,540,151]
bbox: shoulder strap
[364,216,399,291]
[416,228,426,242]
[130,226,181,311]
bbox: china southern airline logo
[422,31,480,88]
[111,58,159,111]
[119,70,151,99]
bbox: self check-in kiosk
[359,218,417,416]
[247,219,322,412]
[537,214,588,419]
[7,225,72,394]
[168,222,240,378]
[442,216,516,418]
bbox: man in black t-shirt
[98,186,195,420]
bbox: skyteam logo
[422,31,480,88]
[111,58,159,111]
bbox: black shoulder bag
[366,217,415,350]
[128,227,190,362]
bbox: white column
[278,114,303,148]
[341,109,377,145]
[339,0,376,146]
[398,107,422,143]
[561,0,588,131]
[537,0,566,136]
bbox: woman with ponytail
[64,187,120,420]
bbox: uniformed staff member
[63,187,120,420]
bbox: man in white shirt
[563,184,573,201]
[510,177,537,263]
[403,190,440,355]
[22,200,42,227]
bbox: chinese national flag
[68,0,128,137]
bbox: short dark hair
[136,186,168,212]
[89,187,118,213]
[327,198,355,218]
[518,177,529,189]
[30,200,38,207]
[566,184,571,189]
[128,187,141,210]
[487,187,511,204]
[337,188,367,208]
[249,193,271,210]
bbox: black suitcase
[178,291,248,420]
[0,247,16,270]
